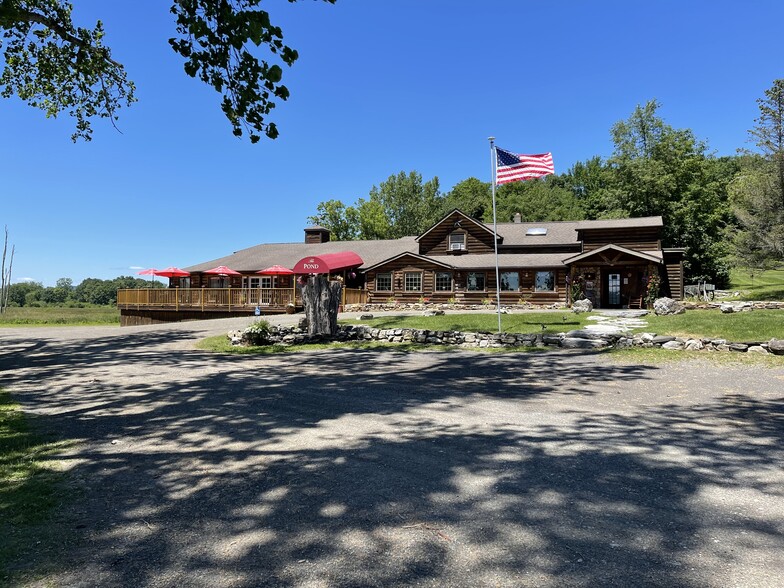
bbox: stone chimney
[513,212,522,224]
[304,226,331,244]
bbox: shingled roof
[184,237,418,273]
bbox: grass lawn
[0,390,74,583]
[0,306,119,326]
[729,267,784,301]
[339,311,592,334]
[643,309,784,341]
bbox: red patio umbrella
[137,268,160,285]
[203,265,241,276]
[156,266,190,278]
[256,265,294,275]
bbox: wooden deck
[117,287,298,311]
[117,287,368,312]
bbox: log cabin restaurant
[117,209,685,326]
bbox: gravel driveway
[1,317,783,587]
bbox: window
[178,277,190,288]
[376,272,392,292]
[208,276,227,288]
[260,276,273,289]
[467,272,485,291]
[449,232,466,251]
[435,272,453,292]
[526,227,548,236]
[500,272,519,291]
[535,271,555,292]
[404,272,422,292]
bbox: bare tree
[1,226,15,313]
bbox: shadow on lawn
[1,329,783,586]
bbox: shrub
[243,320,271,345]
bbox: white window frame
[404,272,423,292]
[449,232,466,251]
[535,271,555,292]
[435,272,453,292]
[375,272,392,292]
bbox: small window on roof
[526,227,548,236]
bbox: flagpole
[489,136,502,334]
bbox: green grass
[0,306,120,326]
[0,390,74,582]
[729,267,784,301]
[642,309,784,341]
[339,311,591,334]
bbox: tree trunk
[301,275,342,336]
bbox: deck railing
[117,288,298,311]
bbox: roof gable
[563,244,662,265]
[416,209,497,242]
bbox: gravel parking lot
[1,317,783,587]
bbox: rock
[684,339,704,351]
[768,339,784,355]
[719,303,735,314]
[359,313,374,320]
[572,299,593,314]
[653,297,686,316]
[661,341,684,350]
[422,309,445,316]
[748,345,769,355]
[651,335,676,345]
[729,343,749,352]
[298,317,309,329]
[561,337,608,349]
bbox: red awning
[292,251,363,274]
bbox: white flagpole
[489,137,502,334]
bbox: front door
[605,272,621,308]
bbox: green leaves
[0,0,136,141]
[0,0,335,142]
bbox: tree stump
[301,275,342,336]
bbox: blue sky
[1,0,782,286]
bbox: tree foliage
[730,80,784,271]
[308,171,443,240]
[0,0,334,142]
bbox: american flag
[495,148,554,184]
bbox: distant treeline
[6,276,164,307]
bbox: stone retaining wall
[230,324,784,355]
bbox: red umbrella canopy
[137,268,159,276]
[256,265,294,275]
[203,265,241,276]
[157,266,190,277]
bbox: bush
[243,320,271,345]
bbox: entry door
[607,273,621,307]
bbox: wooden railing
[117,288,298,311]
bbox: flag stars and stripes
[495,148,554,184]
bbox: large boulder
[572,299,593,314]
[653,297,685,316]
[768,338,784,355]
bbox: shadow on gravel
[2,332,784,586]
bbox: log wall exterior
[579,227,661,252]
[418,213,496,256]
[663,251,684,299]
[366,263,567,306]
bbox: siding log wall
[366,264,567,305]
[579,228,661,252]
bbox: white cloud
[15,277,37,283]
[129,265,145,270]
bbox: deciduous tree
[0,0,334,142]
